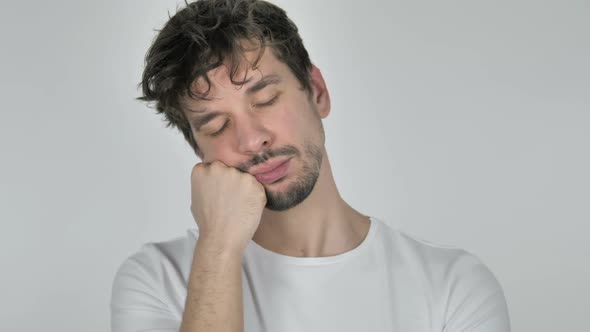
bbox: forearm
[180,238,244,332]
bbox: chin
[263,166,320,211]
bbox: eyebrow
[190,111,225,131]
[187,73,282,131]
[245,74,282,95]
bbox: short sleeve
[442,251,511,332]
[110,245,182,332]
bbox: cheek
[196,134,231,163]
[274,95,314,138]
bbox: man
[110,0,511,331]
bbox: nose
[235,112,272,155]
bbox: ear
[308,64,331,119]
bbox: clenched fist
[190,160,267,255]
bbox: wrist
[196,235,245,260]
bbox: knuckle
[243,172,257,183]
[210,160,225,168]
[192,163,205,174]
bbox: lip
[250,157,291,175]
[251,158,291,184]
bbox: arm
[110,238,246,332]
[110,161,263,332]
[180,161,266,331]
[179,238,244,332]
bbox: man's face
[183,47,330,211]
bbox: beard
[264,141,323,211]
[238,138,323,212]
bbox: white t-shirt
[110,216,511,332]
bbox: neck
[253,148,370,257]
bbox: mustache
[238,145,299,173]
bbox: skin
[183,45,370,258]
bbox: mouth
[252,158,291,184]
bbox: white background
[1,1,588,331]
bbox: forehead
[189,46,288,99]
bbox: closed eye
[208,121,230,137]
[254,94,280,108]
[207,94,281,137]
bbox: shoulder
[375,218,485,271]
[375,219,511,331]
[112,228,199,284]
[375,218,498,272]
[110,228,199,329]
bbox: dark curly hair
[139,0,313,157]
